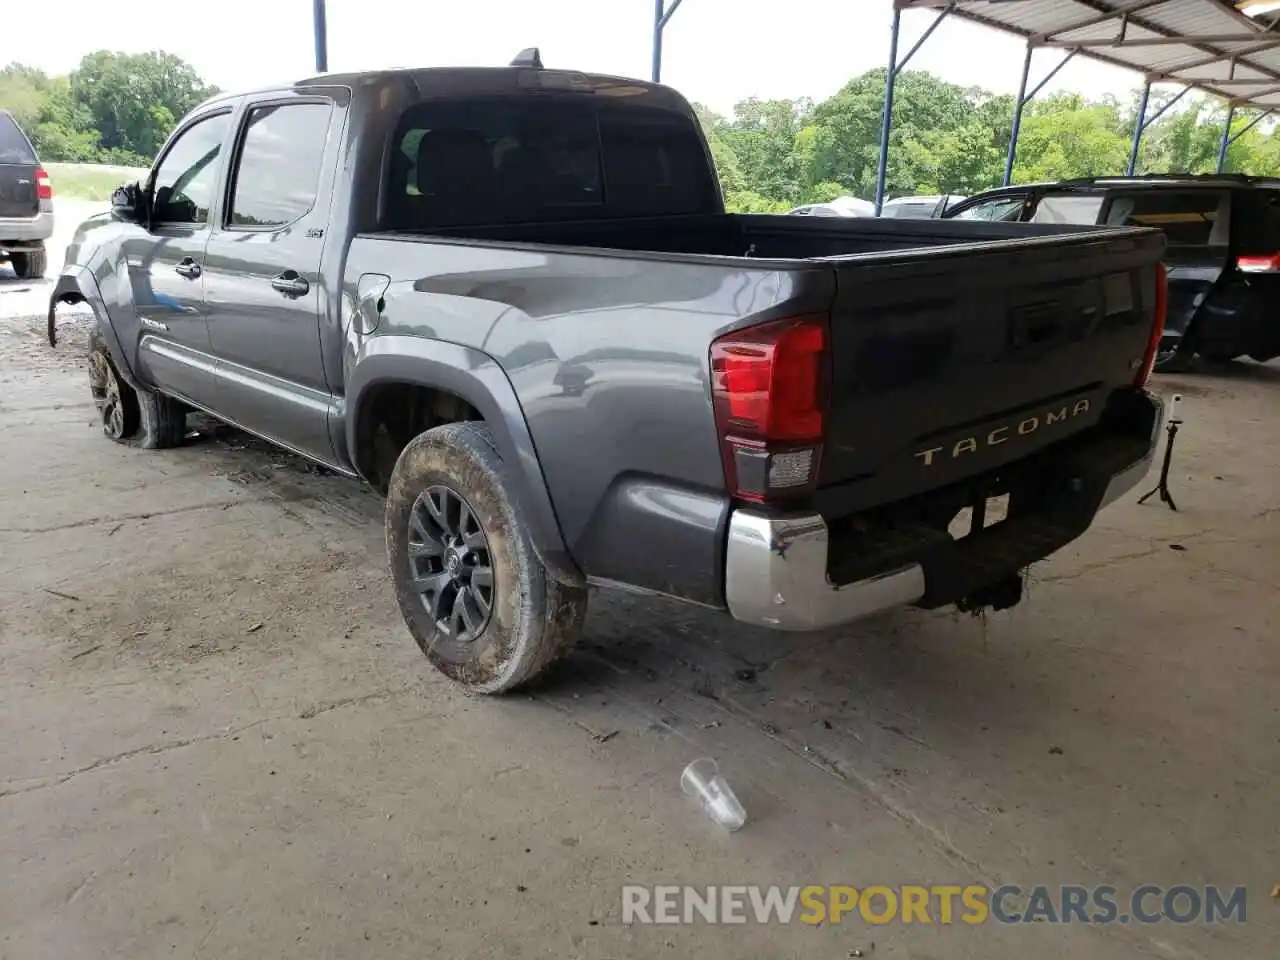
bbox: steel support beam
[651,0,685,83]
[1217,105,1235,172]
[1144,86,1192,128]
[1127,85,1190,175]
[1040,33,1273,50]
[1042,0,1168,41]
[872,5,950,213]
[1127,82,1151,176]
[1184,77,1280,85]
[1003,48,1076,186]
[1004,45,1033,187]
[874,7,903,215]
[1228,108,1274,149]
[313,0,328,73]
[894,3,952,76]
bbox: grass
[43,162,150,202]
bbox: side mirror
[111,182,145,222]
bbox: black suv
[0,109,53,280]
[945,175,1280,371]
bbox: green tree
[1012,94,1129,182]
[70,51,217,158]
[720,97,812,204]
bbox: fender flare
[48,269,146,392]
[346,336,584,587]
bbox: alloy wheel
[406,484,496,656]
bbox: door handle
[271,271,310,298]
[174,259,201,280]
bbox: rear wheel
[385,421,588,694]
[10,247,46,280]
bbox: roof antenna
[511,47,543,69]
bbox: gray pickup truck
[50,58,1168,693]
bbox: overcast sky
[2,0,1144,113]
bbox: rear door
[1099,187,1229,349]
[202,92,342,463]
[0,112,40,221]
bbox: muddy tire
[88,331,140,441]
[385,421,587,694]
[87,329,187,448]
[10,247,46,280]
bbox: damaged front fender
[48,268,142,391]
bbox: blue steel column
[1004,43,1033,186]
[313,0,328,73]
[651,0,685,84]
[1127,81,1151,176]
[652,0,665,83]
[874,7,903,215]
[1217,105,1235,173]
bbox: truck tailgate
[817,227,1164,513]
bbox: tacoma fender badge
[140,317,169,332]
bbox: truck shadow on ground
[171,416,1225,887]
[180,415,1069,751]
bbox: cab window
[151,113,232,225]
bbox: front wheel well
[48,287,87,347]
[355,382,483,492]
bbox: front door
[202,97,340,464]
[125,110,234,407]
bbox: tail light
[1134,262,1168,388]
[35,168,52,200]
[1235,252,1280,273]
[710,315,830,504]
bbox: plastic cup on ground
[681,757,747,831]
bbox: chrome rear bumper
[724,511,926,631]
[724,395,1164,632]
[0,207,54,245]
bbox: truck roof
[194,66,692,115]
[977,173,1280,195]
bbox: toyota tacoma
[49,55,1168,692]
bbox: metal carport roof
[900,0,1280,111]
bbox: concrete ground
[0,209,1276,958]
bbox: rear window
[0,113,38,165]
[385,97,717,230]
[1030,193,1105,225]
[1103,190,1222,245]
[1230,189,1280,255]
